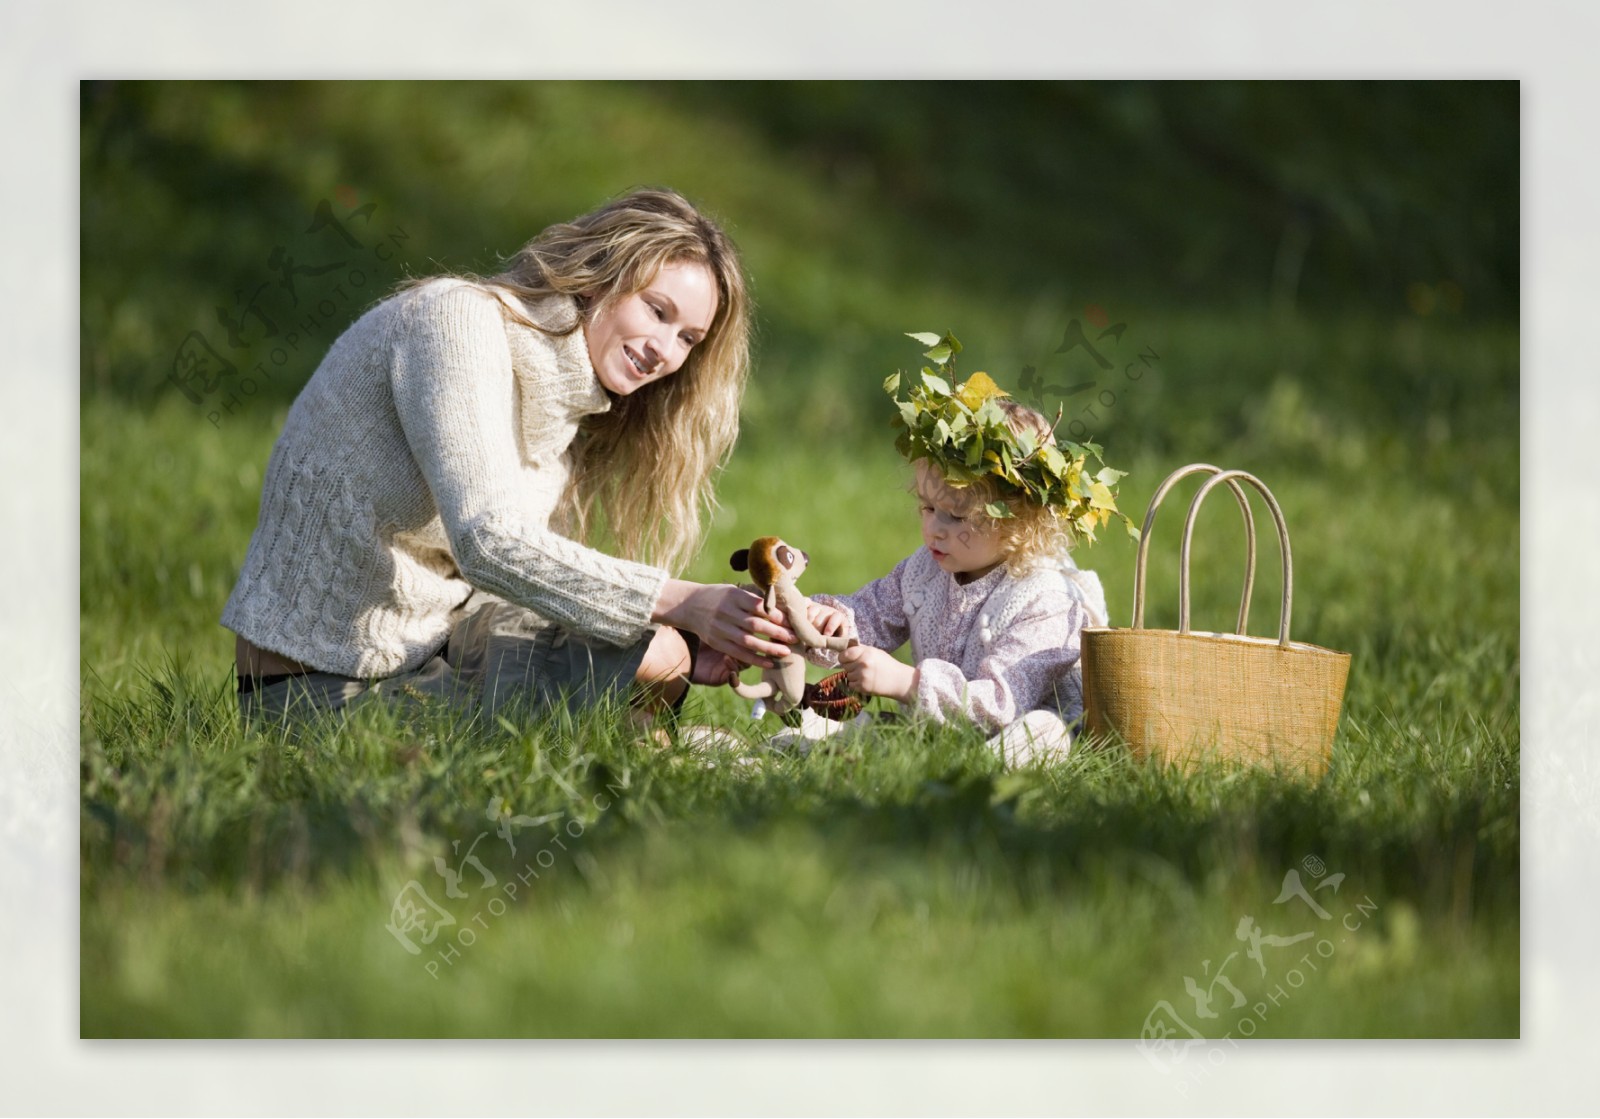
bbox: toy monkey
[729,536,856,717]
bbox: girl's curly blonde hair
[912,400,1072,577]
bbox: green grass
[79,81,1519,1038]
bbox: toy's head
[730,536,810,589]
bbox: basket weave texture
[1081,465,1351,778]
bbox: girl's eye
[650,303,665,320]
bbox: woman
[223,187,794,726]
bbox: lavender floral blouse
[809,546,1096,735]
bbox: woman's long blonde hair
[476,188,751,575]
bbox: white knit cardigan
[221,277,667,678]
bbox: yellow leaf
[956,371,1009,412]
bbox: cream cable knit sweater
[221,277,668,679]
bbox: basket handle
[1179,470,1293,648]
[1131,463,1258,634]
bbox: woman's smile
[585,259,718,396]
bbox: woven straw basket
[1081,464,1351,778]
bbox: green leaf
[883,371,901,395]
[897,401,918,426]
[984,502,1014,520]
[924,343,953,364]
[1096,467,1127,485]
[906,331,943,347]
[921,371,951,395]
[965,434,984,467]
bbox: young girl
[806,397,1110,765]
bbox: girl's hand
[839,644,918,703]
[805,601,850,640]
[654,579,796,668]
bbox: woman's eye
[650,303,665,320]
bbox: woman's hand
[688,645,741,688]
[805,601,851,640]
[839,645,918,703]
[653,578,796,668]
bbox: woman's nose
[661,321,687,354]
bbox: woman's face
[583,259,719,397]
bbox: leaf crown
[885,331,1137,543]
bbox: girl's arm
[805,554,916,665]
[910,591,1087,735]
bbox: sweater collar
[949,559,1011,601]
[496,289,612,422]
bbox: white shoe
[761,708,873,755]
[674,723,753,752]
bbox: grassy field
[79,81,1519,1038]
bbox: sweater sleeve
[805,554,915,667]
[388,283,667,645]
[912,590,1086,734]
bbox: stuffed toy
[728,536,856,717]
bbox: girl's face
[916,466,1008,584]
[583,259,719,397]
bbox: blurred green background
[79,80,1518,1038]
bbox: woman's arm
[387,282,817,668]
[387,283,672,646]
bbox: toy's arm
[728,676,776,700]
